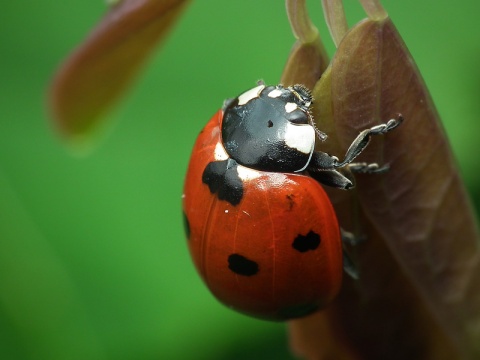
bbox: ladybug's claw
[369,115,403,135]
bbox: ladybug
[182,83,402,321]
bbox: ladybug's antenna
[311,119,328,141]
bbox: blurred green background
[1,1,479,359]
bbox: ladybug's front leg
[308,169,353,189]
[309,160,395,189]
[334,114,403,168]
[309,114,403,173]
[348,162,390,174]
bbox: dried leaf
[288,15,480,360]
[49,0,189,146]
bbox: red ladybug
[182,83,402,321]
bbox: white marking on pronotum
[285,102,298,113]
[267,88,283,98]
[214,142,229,161]
[236,165,261,181]
[237,85,265,105]
[284,122,315,155]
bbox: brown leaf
[288,16,480,360]
[280,37,329,90]
[281,0,329,89]
[48,0,189,146]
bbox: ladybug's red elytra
[182,83,402,321]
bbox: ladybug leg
[341,229,365,279]
[308,161,392,189]
[343,252,359,279]
[348,162,390,174]
[308,114,402,173]
[341,228,366,246]
[309,150,339,170]
[333,114,403,168]
[308,169,353,189]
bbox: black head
[222,84,316,173]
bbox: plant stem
[321,0,348,47]
[358,0,388,20]
[285,0,318,43]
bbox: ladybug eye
[286,109,309,125]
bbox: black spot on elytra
[267,120,273,128]
[228,253,259,276]
[202,158,243,206]
[292,230,321,252]
[278,303,319,319]
[182,212,190,240]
